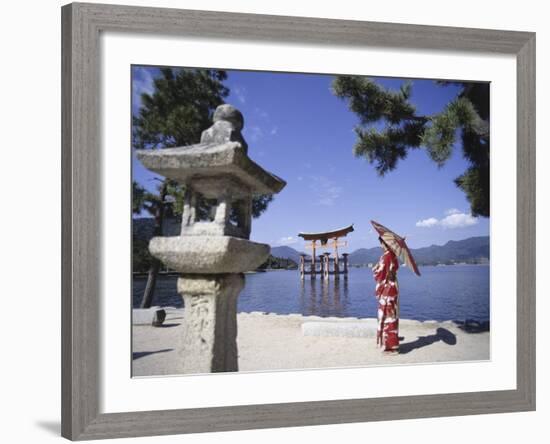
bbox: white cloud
[233,86,246,104]
[242,107,278,142]
[445,208,461,215]
[416,217,439,228]
[309,176,343,206]
[247,125,263,142]
[439,212,478,228]
[416,209,478,229]
[276,236,298,246]
[254,107,269,120]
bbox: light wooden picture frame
[61,2,535,440]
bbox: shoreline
[132,262,490,277]
[132,310,490,377]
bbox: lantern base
[149,235,270,274]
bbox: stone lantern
[136,104,285,374]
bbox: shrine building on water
[297,224,354,280]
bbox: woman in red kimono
[372,237,400,353]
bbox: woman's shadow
[399,327,457,354]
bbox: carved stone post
[310,241,317,279]
[300,254,306,280]
[137,104,286,374]
[333,240,340,280]
[318,255,325,277]
[177,274,243,373]
[323,253,330,280]
[342,253,349,275]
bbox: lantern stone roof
[136,142,286,196]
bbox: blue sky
[132,66,490,251]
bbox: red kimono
[372,250,399,352]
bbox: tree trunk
[140,181,168,309]
[140,258,161,308]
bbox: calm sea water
[133,265,490,322]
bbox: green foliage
[132,181,147,214]
[332,76,417,125]
[332,76,490,217]
[132,180,162,215]
[353,124,423,175]
[133,68,229,149]
[132,180,165,274]
[132,67,274,220]
[251,194,275,219]
[164,181,186,216]
[132,238,154,273]
[258,255,298,270]
[454,166,489,218]
[421,97,486,166]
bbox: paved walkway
[132,309,490,376]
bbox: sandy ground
[132,309,490,376]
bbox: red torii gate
[298,224,354,280]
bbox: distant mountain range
[269,245,304,264]
[272,236,490,266]
[134,218,489,266]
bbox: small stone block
[302,320,378,338]
[133,307,166,326]
[152,309,166,326]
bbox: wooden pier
[297,224,353,280]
